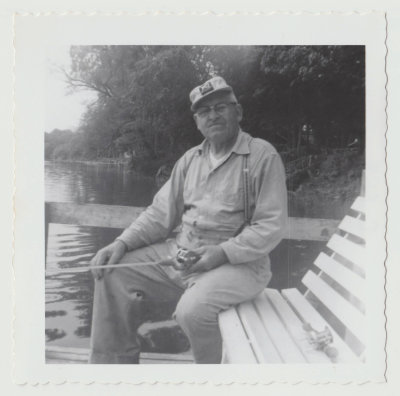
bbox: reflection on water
[45,223,121,348]
[45,161,155,349]
[45,161,155,206]
[45,161,324,350]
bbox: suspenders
[243,154,251,226]
[234,154,251,236]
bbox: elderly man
[89,76,288,364]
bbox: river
[45,160,324,351]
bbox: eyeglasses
[195,102,237,118]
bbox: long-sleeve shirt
[117,130,288,265]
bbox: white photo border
[13,11,387,384]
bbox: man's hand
[184,245,228,275]
[90,240,127,280]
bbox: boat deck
[46,346,194,364]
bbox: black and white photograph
[12,12,388,385]
[44,44,366,365]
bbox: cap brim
[191,87,233,111]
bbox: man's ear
[236,103,243,123]
[193,114,200,130]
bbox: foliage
[258,46,365,149]
[45,129,74,160]
[46,45,365,177]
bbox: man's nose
[208,107,220,119]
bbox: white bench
[218,196,366,364]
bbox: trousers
[89,239,271,364]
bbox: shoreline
[45,158,128,165]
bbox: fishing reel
[302,322,338,361]
[175,248,201,269]
[158,248,200,271]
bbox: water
[45,223,121,348]
[45,161,155,349]
[45,161,155,206]
[45,161,324,350]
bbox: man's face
[193,92,243,146]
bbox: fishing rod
[46,260,173,274]
[45,248,200,274]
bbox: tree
[258,46,365,149]
[45,129,74,160]
[64,46,203,169]
[55,45,364,175]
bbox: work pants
[89,239,271,364]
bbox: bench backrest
[284,196,366,361]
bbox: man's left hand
[184,245,228,274]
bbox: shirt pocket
[213,185,244,208]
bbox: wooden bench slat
[281,288,360,363]
[220,196,366,364]
[314,253,365,302]
[264,289,331,363]
[338,216,365,240]
[327,234,365,269]
[252,293,308,362]
[218,308,258,363]
[301,271,365,345]
[237,302,283,363]
[351,196,365,215]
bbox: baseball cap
[189,76,237,111]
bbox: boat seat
[218,196,366,363]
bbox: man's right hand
[90,240,127,280]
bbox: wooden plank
[218,308,258,363]
[46,346,89,363]
[47,358,83,364]
[142,352,193,364]
[140,355,193,364]
[46,355,194,364]
[45,346,194,364]
[351,197,365,215]
[327,234,365,269]
[360,171,365,197]
[264,289,330,363]
[252,293,307,363]
[237,302,282,363]
[301,271,365,345]
[46,345,89,355]
[314,253,365,302]
[45,202,339,241]
[46,202,146,229]
[282,288,360,363]
[338,216,365,240]
[285,217,340,241]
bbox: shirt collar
[197,130,250,156]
